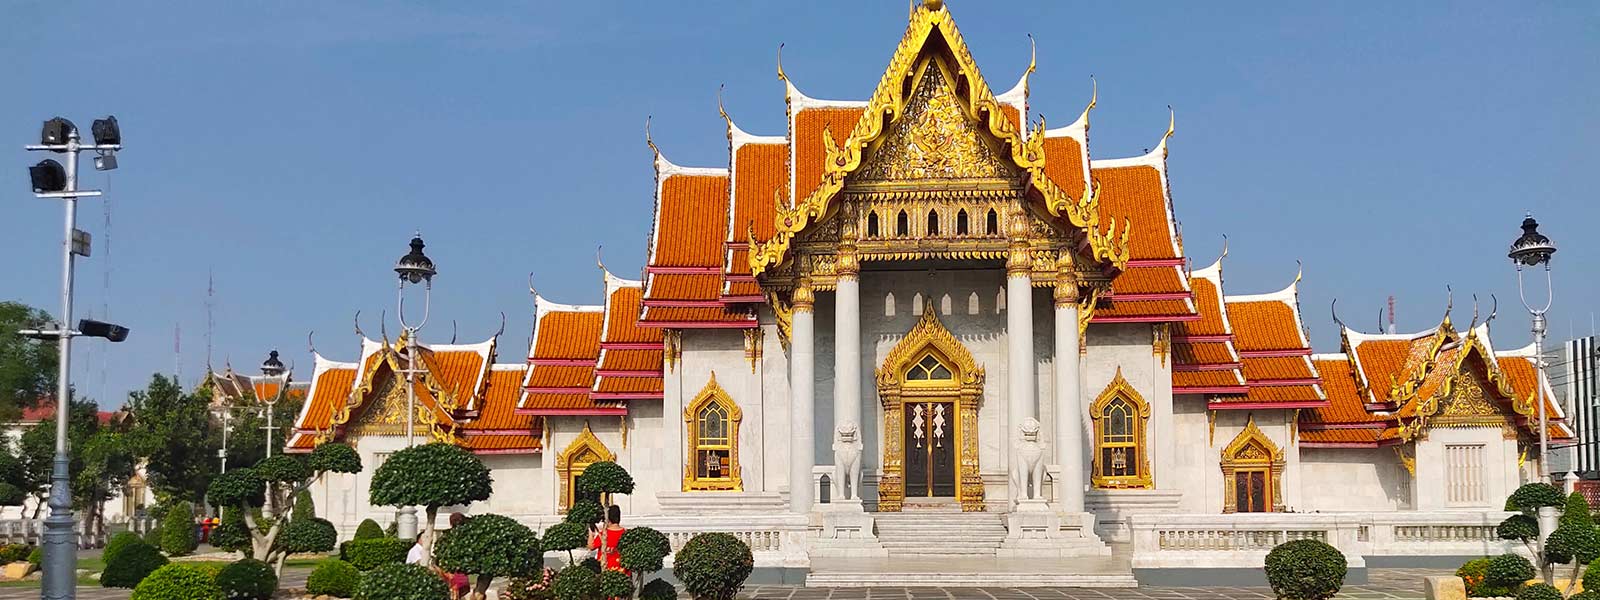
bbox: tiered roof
[517,295,620,415]
[1219,274,1327,409]
[641,147,756,328]
[1170,256,1246,396]
[594,271,665,401]
[1088,126,1197,323]
[287,335,540,455]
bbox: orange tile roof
[1303,358,1391,425]
[1227,384,1325,405]
[1094,298,1195,319]
[793,107,865,202]
[647,274,725,301]
[1173,342,1237,365]
[999,105,1021,136]
[1348,335,1430,403]
[526,365,595,388]
[1173,369,1245,388]
[724,279,762,299]
[292,363,357,434]
[596,349,661,372]
[1092,164,1180,261]
[463,434,544,452]
[639,306,755,326]
[520,392,625,415]
[467,367,534,432]
[532,311,604,361]
[594,377,664,395]
[415,345,491,411]
[729,142,788,244]
[1226,300,1307,352]
[520,303,611,414]
[650,172,730,269]
[1299,428,1400,446]
[1240,356,1318,381]
[1175,275,1229,337]
[1041,135,1086,197]
[600,286,662,346]
[1496,353,1565,427]
[1111,266,1189,297]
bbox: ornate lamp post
[257,350,287,459]
[393,234,436,541]
[1508,213,1557,481]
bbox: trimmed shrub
[640,578,679,600]
[434,513,542,593]
[599,569,634,599]
[565,499,603,527]
[1585,561,1600,594]
[191,561,227,580]
[1263,539,1346,600]
[543,522,588,564]
[101,540,170,588]
[1486,553,1537,589]
[1546,491,1600,565]
[342,537,412,571]
[580,557,601,574]
[292,489,316,520]
[1457,557,1513,598]
[551,564,599,600]
[503,568,557,600]
[143,526,163,547]
[673,532,753,600]
[215,558,277,600]
[619,527,672,574]
[1509,483,1565,512]
[0,543,32,563]
[1570,591,1600,600]
[306,559,361,598]
[1515,583,1563,600]
[129,563,224,600]
[354,563,449,600]
[353,519,384,541]
[575,462,634,500]
[1497,514,1540,542]
[368,443,492,514]
[26,546,41,566]
[278,517,338,554]
[105,531,144,564]
[209,508,252,556]
[158,501,198,557]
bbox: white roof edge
[649,151,727,264]
[535,295,605,319]
[1344,327,1436,345]
[490,363,526,372]
[1225,279,1299,305]
[603,269,643,293]
[730,121,785,149]
[995,72,1028,140]
[1044,106,1090,140]
[1191,256,1223,282]
[1497,341,1538,357]
[1311,352,1349,362]
[417,338,496,354]
[1090,139,1166,170]
[786,80,869,110]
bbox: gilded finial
[495,312,506,338]
[1088,76,1098,112]
[1219,234,1229,261]
[528,272,538,302]
[1331,299,1349,330]
[596,245,605,272]
[307,331,318,355]
[717,84,730,127]
[1485,294,1498,326]
[776,43,787,82]
[353,310,365,338]
[1469,294,1481,330]
[923,0,944,11]
[1025,34,1037,77]
[1293,259,1303,286]
[645,116,658,157]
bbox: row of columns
[787,244,1084,514]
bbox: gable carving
[854,59,1017,184]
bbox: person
[405,538,426,565]
[589,505,627,571]
[445,513,472,599]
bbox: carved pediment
[853,58,1019,186]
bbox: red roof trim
[1300,422,1393,431]
[1365,402,1397,411]
[591,392,664,400]
[1173,362,1244,372]
[1300,440,1401,449]
[1093,314,1204,323]
[1173,334,1233,343]
[523,386,594,394]
[594,370,662,378]
[720,295,766,303]
[646,266,722,275]
[467,429,538,436]
[515,407,629,416]
[1126,258,1186,267]
[1239,349,1314,358]
[643,299,727,308]
[1210,400,1330,410]
[529,359,594,367]
[1173,386,1250,394]
[473,448,542,455]
[601,342,661,351]
[1248,378,1323,388]
[1112,293,1193,302]
[637,321,757,329]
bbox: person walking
[589,505,627,572]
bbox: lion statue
[832,421,863,501]
[1011,417,1045,502]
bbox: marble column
[1006,233,1037,502]
[789,279,817,514]
[1053,279,1084,512]
[832,253,862,501]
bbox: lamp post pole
[392,234,436,542]
[1508,212,1557,482]
[26,117,123,600]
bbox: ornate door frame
[1220,415,1286,513]
[875,308,986,512]
[556,422,615,512]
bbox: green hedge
[598,569,634,599]
[1263,539,1345,600]
[158,501,198,557]
[0,543,33,563]
[278,517,338,554]
[1487,553,1536,589]
[551,564,599,600]
[353,519,384,541]
[640,578,678,600]
[101,540,170,588]
[1457,557,1513,598]
[341,537,412,571]
[104,531,143,564]
[1516,583,1563,600]
[129,563,224,600]
[673,533,752,600]
[354,563,449,600]
[209,508,252,556]
[215,558,277,600]
[307,559,361,598]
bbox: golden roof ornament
[923,0,944,10]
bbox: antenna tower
[1387,295,1396,334]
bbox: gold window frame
[683,373,743,491]
[1090,368,1152,489]
[1220,415,1286,513]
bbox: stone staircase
[873,507,1007,556]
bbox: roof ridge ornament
[645,116,658,158]
[776,43,787,83]
[1442,285,1453,326]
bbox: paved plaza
[0,568,1446,600]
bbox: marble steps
[804,570,1139,588]
[873,511,1009,556]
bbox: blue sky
[3,2,1596,407]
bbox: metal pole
[219,415,230,473]
[42,129,81,600]
[265,404,274,459]
[393,280,419,541]
[1536,311,1550,481]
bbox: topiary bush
[1515,583,1563,600]
[209,508,252,557]
[306,559,361,598]
[575,462,634,501]
[158,501,198,557]
[1263,539,1346,600]
[1546,491,1600,567]
[130,563,224,600]
[215,558,277,600]
[0,543,32,563]
[353,563,449,600]
[599,568,634,599]
[1497,514,1540,543]
[1458,557,1513,598]
[673,532,753,600]
[434,513,542,598]
[580,557,601,573]
[1570,591,1600,600]
[143,526,163,547]
[551,564,599,600]
[292,489,316,520]
[503,568,557,600]
[277,516,338,555]
[1585,561,1600,594]
[1486,553,1536,590]
[620,527,671,574]
[565,499,603,527]
[543,522,588,565]
[105,531,143,564]
[1509,483,1566,512]
[353,519,384,541]
[191,561,228,580]
[342,537,412,571]
[368,443,492,568]
[640,578,679,600]
[101,539,170,588]
[26,546,41,567]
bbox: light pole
[23,116,129,600]
[1508,212,1557,482]
[392,234,436,541]
[217,413,234,473]
[256,350,287,458]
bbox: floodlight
[29,160,67,193]
[77,319,129,342]
[91,116,120,146]
[40,117,74,146]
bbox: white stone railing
[516,513,811,568]
[0,517,156,549]
[1131,511,1523,570]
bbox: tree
[618,527,672,599]
[18,397,100,516]
[206,443,361,574]
[73,431,137,537]
[575,461,633,515]
[0,445,29,507]
[1546,492,1600,595]
[1499,482,1582,584]
[369,443,492,568]
[434,513,542,599]
[126,374,219,502]
[0,301,56,421]
[222,389,305,470]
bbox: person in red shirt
[589,505,627,572]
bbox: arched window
[985,209,999,235]
[1090,368,1151,489]
[867,212,880,238]
[556,423,615,510]
[896,210,910,236]
[956,210,970,235]
[905,353,955,382]
[967,292,980,315]
[684,374,742,491]
[927,210,940,236]
[885,292,896,317]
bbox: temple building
[289,0,1571,582]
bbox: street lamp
[255,350,288,459]
[22,116,128,600]
[392,233,436,541]
[1509,212,1557,482]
